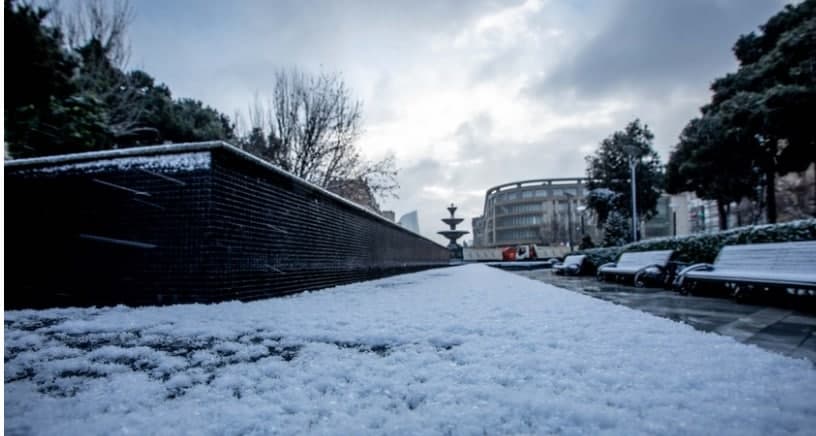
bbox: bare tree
[245,69,399,205]
[46,0,158,142]
[351,153,399,203]
[48,0,134,68]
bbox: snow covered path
[5,264,815,435]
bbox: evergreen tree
[666,114,758,230]
[5,0,237,158]
[602,211,630,247]
[160,99,236,143]
[4,0,109,157]
[585,119,665,225]
[702,0,816,222]
[578,235,595,250]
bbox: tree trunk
[717,199,728,230]
[812,167,816,217]
[766,170,777,223]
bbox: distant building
[398,210,420,234]
[472,178,600,248]
[381,210,396,222]
[667,164,815,236]
[642,194,672,239]
[326,178,380,212]
[669,192,762,236]
[473,166,816,247]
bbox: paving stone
[506,267,816,364]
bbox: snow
[485,261,554,266]
[18,151,211,175]
[588,187,619,200]
[5,264,815,435]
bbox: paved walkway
[507,267,816,364]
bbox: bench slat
[684,241,816,288]
[599,250,673,276]
[713,241,816,276]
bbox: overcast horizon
[125,0,788,245]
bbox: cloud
[123,0,793,245]
[525,0,787,100]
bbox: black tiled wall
[5,147,449,308]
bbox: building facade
[398,210,420,234]
[472,166,816,248]
[473,178,600,248]
[667,164,815,236]
[641,194,673,239]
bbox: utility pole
[624,145,639,242]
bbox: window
[535,190,547,197]
[522,190,533,199]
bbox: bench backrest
[714,241,816,275]
[562,255,585,266]
[616,250,673,269]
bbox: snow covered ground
[5,264,815,435]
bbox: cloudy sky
[127,0,787,245]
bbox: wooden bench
[675,241,816,299]
[553,255,585,276]
[597,250,673,287]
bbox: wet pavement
[501,266,816,364]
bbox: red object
[502,245,538,261]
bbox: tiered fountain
[438,203,469,260]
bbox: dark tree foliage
[666,115,758,230]
[158,99,236,144]
[602,210,631,247]
[585,119,665,226]
[578,235,595,250]
[695,0,816,223]
[72,38,235,146]
[238,127,278,162]
[4,0,109,157]
[4,0,73,112]
[4,0,236,158]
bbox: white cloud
[125,0,787,245]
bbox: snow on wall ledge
[5,264,815,435]
[18,151,212,175]
[5,142,449,308]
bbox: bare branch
[240,68,398,207]
[47,0,134,69]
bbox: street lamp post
[623,145,639,242]
[564,192,574,251]
[577,205,586,239]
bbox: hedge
[575,219,816,273]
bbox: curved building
[398,210,420,234]
[472,178,596,248]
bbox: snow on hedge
[5,264,815,435]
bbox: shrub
[602,210,630,247]
[575,219,816,273]
[575,247,622,274]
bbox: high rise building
[398,210,420,234]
